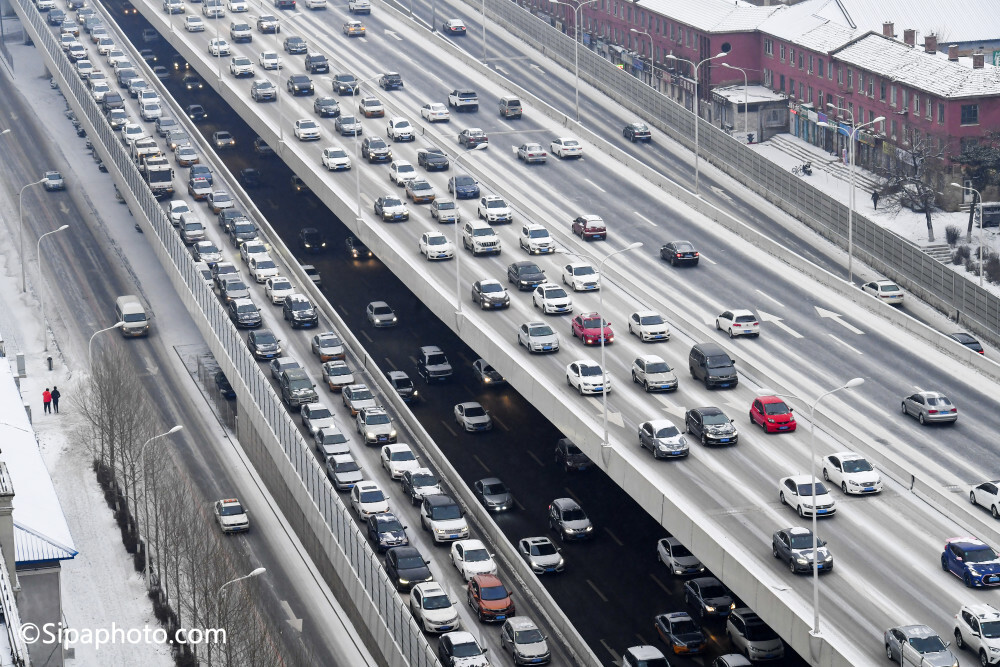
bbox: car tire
[842,482,849,494]
[980,649,990,667]
[901,402,907,414]
[993,505,999,519]
[798,505,805,518]
[823,468,830,481]
[701,433,709,446]
[790,558,797,573]
[886,644,894,661]
[772,543,779,558]
[715,319,721,330]
[954,630,965,649]
[918,413,925,424]
[644,380,650,392]
[779,491,786,505]
[729,328,736,338]
[964,572,974,587]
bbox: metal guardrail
[10,3,437,665]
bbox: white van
[115,295,150,337]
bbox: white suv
[954,603,1000,666]
[477,195,512,223]
[462,220,501,256]
[519,222,555,254]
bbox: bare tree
[874,132,948,242]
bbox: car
[259,51,281,69]
[419,232,455,261]
[417,147,450,171]
[449,174,480,199]
[342,384,377,416]
[454,402,493,432]
[286,74,313,95]
[822,452,883,495]
[187,178,211,202]
[749,395,796,432]
[550,137,583,158]
[420,102,450,122]
[186,103,208,122]
[239,168,262,189]
[442,18,466,34]
[384,545,432,591]
[518,536,563,574]
[211,262,239,289]
[282,293,319,328]
[215,370,237,399]
[345,236,372,260]
[293,118,321,141]
[884,625,958,667]
[953,603,1000,666]
[379,72,403,90]
[202,0,225,17]
[366,301,397,327]
[518,322,559,353]
[283,35,306,53]
[458,128,488,148]
[472,359,504,386]
[862,279,904,304]
[208,190,235,214]
[778,475,836,517]
[478,195,511,223]
[624,122,652,142]
[256,13,279,32]
[310,332,344,362]
[554,438,591,472]
[660,240,699,265]
[264,276,294,304]
[167,130,192,151]
[357,407,397,445]
[333,72,359,95]
[406,179,436,203]
[229,20,252,42]
[48,9,67,25]
[184,15,205,30]
[208,38,232,56]
[350,480,389,519]
[638,420,689,459]
[402,468,443,506]
[389,160,417,186]
[683,577,734,620]
[562,262,600,291]
[314,96,340,117]
[298,227,327,253]
[421,494,469,543]
[366,512,408,552]
[517,143,547,163]
[192,240,223,266]
[212,130,236,149]
[321,360,354,393]
[128,78,150,98]
[654,611,706,656]
[715,309,760,338]
[971,480,1000,519]
[631,355,677,392]
[628,310,670,342]
[942,537,1000,587]
[168,200,190,226]
[227,0,248,10]
[219,276,251,303]
[227,298,262,329]
[439,631,489,666]
[571,312,613,346]
[548,497,592,541]
[358,96,384,118]
[507,261,545,291]
[214,497,249,532]
[727,609,785,661]
[470,279,508,309]
[473,477,512,512]
[451,539,497,580]
[304,52,329,73]
[386,370,417,403]
[155,116,178,138]
[322,146,351,171]
[467,573,514,623]
[374,195,408,221]
[519,223,555,254]
[532,283,572,315]
[771,526,833,574]
[947,331,984,354]
[301,402,335,437]
[409,582,460,634]
[42,171,65,191]
[254,137,275,157]
[381,443,418,479]
[656,537,704,576]
[139,99,164,122]
[500,617,551,665]
[343,19,365,36]
[902,390,958,424]
[417,345,453,383]
[362,135,392,163]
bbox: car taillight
[693,252,700,257]
[675,253,683,258]
[733,323,741,327]
[927,409,938,414]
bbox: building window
[655,18,659,33]
[798,53,804,69]
[764,69,772,86]
[867,76,874,97]
[848,101,853,118]
[809,55,814,73]
[913,95,920,115]
[837,66,843,84]
[902,89,908,111]
[890,85,897,106]
[670,23,674,40]
[789,77,794,96]
[779,74,785,92]
[891,119,898,139]
[925,96,932,120]
[764,38,773,56]
[847,68,852,88]
[779,44,786,62]
[818,58,824,77]
[836,95,844,112]
[961,104,979,125]
[799,81,804,99]
[879,80,886,101]
[857,105,863,123]
[818,90,824,108]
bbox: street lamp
[20,178,46,293]
[720,62,749,141]
[139,425,183,589]
[218,567,266,599]
[819,107,884,284]
[38,225,69,352]
[951,182,984,286]
[0,129,11,136]
[451,144,489,314]
[553,0,599,122]
[598,242,643,448]
[665,51,728,195]
[88,322,125,367]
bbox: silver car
[901,391,958,424]
[727,609,785,662]
[500,617,551,665]
[454,402,493,432]
[656,537,704,576]
[326,453,362,491]
[518,536,564,574]
[638,420,689,458]
[269,357,299,380]
[518,322,559,353]
[366,301,397,327]
[883,624,957,667]
[631,355,678,392]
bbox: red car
[467,574,515,622]
[571,312,613,346]
[572,215,606,241]
[749,395,796,433]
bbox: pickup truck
[348,0,370,13]
[448,89,478,112]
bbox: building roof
[14,523,77,564]
[712,84,788,104]
[636,0,780,34]
[832,33,1000,98]
[757,0,857,53]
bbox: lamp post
[139,425,183,589]
[952,182,984,286]
[37,225,69,352]
[819,107,884,285]
[88,322,125,367]
[598,242,643,448]
[20,178,46,293]
[628,29,655,87]
[451,144,489,314]
[665,51,728,196]
[0,129,10,136]
[480,0,486,64]
[218,567,266,600]
[720,62,749,140]
[553,0,599,122]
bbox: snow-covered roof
[0,363,76,565]
[833,33,1000,99]
[14,523,77,564]
[712,84,787,104]
[635,0,780,34]
[757,0,857,52]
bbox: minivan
[688,342,738,389]
[498,96,522,119]
[115,295,150,337]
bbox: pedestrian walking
[51,386,61,414]
[42,388,52,414]
[872,190,880,210]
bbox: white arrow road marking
[827,334,863,355]
[633,211,657,226]
[652,394,686,419]
[583,178,606,193]
[279,600,303,632]
[383,30,401,40]
[710,185,734,203]
[596,406,624,428]
[815,306,865,334]
[59,202,71,214]
[600,639,622,666]
[757,309,803,338]
[529,63,545,74]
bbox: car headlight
[389,429,397,438]
[705,605,716,613]
[397,578,409,585]
[585,525,593,532]
[796,557,809,565]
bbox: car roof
[455,538,485,549]
[329,453,355,463]
[456,401,482,409]
[758,395,786,404]
[505,616,538,631]
[356,480,380,491]
[787,526,811,535]
[413,581,446,596]
[420,345,442,353]
[387,370,408,379]
[784,474,820,484]
[384,443,411,453]
[469,573,502,586]
[626,646,666,659]
[962,603,1000,620]
[425,494,456,506]
[945,536,990,548]
[551,497,579,509]
[728,308,756,316]
[636,354,666,364]
[895,624,937,639]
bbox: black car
[683,577,735,620]
[186,104,208,121]
[214,370,237,399]
[554,438,591,472]
[190,164,214,185]
[274,0,294,7]
[239,168,262,188]
[299,227,327,253]
[227,298,262,329]
[101,92,125,111]
[287,75,314,96]
[250,79,276,102]
[170,53,189,71]
[947,331,984,354]
[417,147,450,171]
[345,236,372,259]
[47,9,66,25]
[379,71,403,90]
[448,174,479,199]
[228,220,259,246]
[313,96,340,117]
[218,208,245,230]
[507,261,546,291]
[283,35,306,53]
[684,406,738,446]
[624,122,652,142]
[116,68,138,89]
[362,136,391,163]
[386,370,416,402]
[653,612,706,655]
[333,72,358,95]
[304,52,329,73]
[366,512,408,553]
[660,240,699,266]
[183,73,204,90]
[253,136,274,157]
[247,328,281,360]
[282,294,319,328]
[384,546,431,591]
[473,477,512,512]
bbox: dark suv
[333,72,358,95]
[684,406,738,445]
[287,74,314,96]
[379,71,403,90]
[688,342,738,389]
[362,136,391,162]
[304,52,329,73]
[279,367,318,409]
[416,345,452,383]
[554,438,591,472]
[282,294,319,328]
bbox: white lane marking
[279,600,303,632]
[384,30,401,40]
[492,415,510,431]
[827,333,864,355]
[440,420,458,436]
[600,639,621,666]
[816,306,865,334]
[529,63,545,74]
[755,289,783,307]
[756,309,804,338]
[526,449,543,467]
[604,527,624,546]
[583,178,606,194]
[596,407,624,428]
[633,211,657,227]
[472,454,490,472]
[652,394,687,419]
[698,253,717,265]
[650,573,670,594]
[494,65,507,74]
[586,579,608,602]
[383,356,397,370]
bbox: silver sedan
[638,420,689,458]
[518,322,559,353]
[901,391,958,424]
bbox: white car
[239,240,268,264]
[97,38,116,55]
[562,262,600,291]
[409,582,460,634]
[454,402,493,432]
[519,223,555,254]
[322,147,351,171]
[259,51,281,69]
[139,100,163,121]
[388,160,417,186]
[420,495,469,543]
[778,475,836,517]
[477,195,512,223]
[311,332,345,361]
[321,360,355,393]
[301,402,336,437]
[168,200,190,226]
[715,309,760,337]
[138,89,160,104]
[380,443,420,479]
[248,255,279,282]
[229,55,253,77]
[356,407,397,444]
[631,354,677,392]
[163,0,185,12]
[419,232,455,261]
[954,603,1000,665]
[565,360,610,395]
[532,283,572,314]
[294,118,321,141]
[971,480,1000,519]
[517,321,559,353]
[184,15,205,31]
[264,276,294,304]
[450,539,497,580]
[420,102,450,122]
[350,481,389,519]
[550,136,583,158]
[862,279,904,304]
[214,497,250,532]
[628,310,670,342]
[386,117,414,142]
[358,96,384,117]
[208,38,231,56]
[192,240,222,265]
[656,537,704,576]
[121,123,147,146]
[821,452,883,495]
[226,0,247,10]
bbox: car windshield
[579,365,602,377]
[514,628,545,644]
[335,460,360,473]
[706,356,731,369]
[654,425,680,438]
[423,593,451,610]
[365,414,390,426]
[699,584,727,599]
[671,542,692,557]
[376,517,403,532]
[254,332,277,345]
[530,542,556,556]
[318,431,346,444]
[880,284,900,292]
[426,354,447,365]
[413,473,438,488]
[486,199,505,208]
[292,300,312,311]
[465,548,490,562]
[271,280,291,291]
[981,621,1000,639]
[234,222,255,235]
[562,508,587,521]
[236,303,257,314]
[427,236,446,246]
[359,489,385,503]
[472,228,494,237]
[965,547,999,562]
[122,312,145,323]
[763,402,789,415]
[529,325,553,336]
[308,407,333,420]
[396,554,424,569]
[581,317,603,329]
[670,619,699,635]
[573,265,596,275]
[390,450,415,461]
[219,504,245,516]
[184,223,203,232]
[382,198,402,207]
[451,641,482,658]
[436,201,454,210]
[646,362,670,373]
[745,622,779,641]
[369,138,386,147]
[482,481,507,495]
[430,503,461,520]
[795,482,828,496]
[479,585,508,601]
[908,635,947,654]
[544,287,567,299]
[411,181,431,191]
[735,315,756,323]
[200,243,220,254]
[464,406,486,418]
[373,306,392,316]
[528,229,548,238]
[393,377,413,388]
[351,389,373,400]
[927,396,952,406]
[702,412,729,426]
[455,176,474,185]
[480,282,503,293]
[842,458,873,473]
[640,315,663,325]
[788,533,815,549]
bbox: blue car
[942,537,1000,587]
[448,174,480,199]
